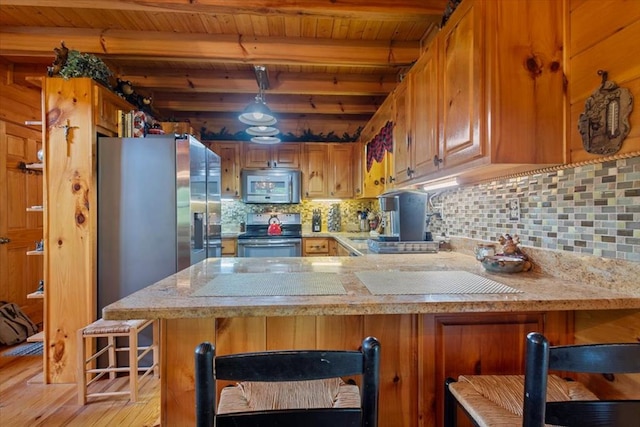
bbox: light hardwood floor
[0,345,160,426]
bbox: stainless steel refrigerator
[97,135,221,314]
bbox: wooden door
[429,313,546,427]
[329,143,354,198]
[242,144,272,168]
[0,121,43,325]
[211,142,240,197]
[362,149,387,197]
[411,45,440,178]
[272,143,300,169]
[439,0,484,169]
[302,143,328,198]
[393,79,412,185]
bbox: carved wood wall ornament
[578,70,633,155]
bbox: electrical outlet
[508,197,520,221]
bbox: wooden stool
[77,318,159,404]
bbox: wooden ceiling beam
[2,0,448,21]
[117,69,399,95]
[152,93,384,115]
[0,27,420,67]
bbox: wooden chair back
[195,336,380,427]
[523,332,640,427]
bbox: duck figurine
[480,234,533,273]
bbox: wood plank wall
[569,0,640,399]
[568,0,640,162]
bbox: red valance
[366,121,394,171]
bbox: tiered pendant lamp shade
[239,65,278,127]
[246,126,279,137]
[250,136,281,144]
[238,94,277,126]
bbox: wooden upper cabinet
[302,143,329,198]
[93,84,134,135]
[434,0,566,181]
[328,143,354,198]
[243,143,300,169]
[302,142,356,199]
[360,94,394,198]
[438,0,484,170]
[210,142,240,197]
[413,45,440,177]
[375,0,566,187]
[393,77,412,185]
[393,44,440,186]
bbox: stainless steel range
[237,213,302,257]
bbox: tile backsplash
[222,199,375,232]
[429,156,640,262]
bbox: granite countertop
[102,251,640,320]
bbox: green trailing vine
[200,126,363,142]
[57,49,114,88]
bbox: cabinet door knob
[389,176,395,183]
[0,237,11,244]
[433,155,443,167]
[406,167,414,177]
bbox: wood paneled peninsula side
[103,253,640,427]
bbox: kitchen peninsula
[103,251,640,427]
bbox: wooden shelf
[26,250,44,256]
[25,163,43,170]
[27,206,44,212]
[27,291,44,299]
[27,331,44,343]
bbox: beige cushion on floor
[218,378,361,414]
[448,374,599,427]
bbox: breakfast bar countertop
[102,252,640,320]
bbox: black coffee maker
[312,209,322,232]
[377,190,428,241]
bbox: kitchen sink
[347,239,370,250]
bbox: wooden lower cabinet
[302,237,334,256]
[425,312,569,427]
[221,238,236,256]
[161,311,572,427]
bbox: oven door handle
[240,241,300,247]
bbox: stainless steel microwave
[241,169,301,204]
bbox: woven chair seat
[448,374,598,427]
[82,318,150,335]
[218,378,361,414]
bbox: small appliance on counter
[367,190,433,254]
[312,209,322,232]
[377,190,428,242]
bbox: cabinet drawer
[221,238,237,256]
[304,238,330,255]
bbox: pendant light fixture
[246,125,279,137]
[250,136,281,144]
[239,65,277,127]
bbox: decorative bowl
[480,255,527,274]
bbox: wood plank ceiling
[0,0,447,139]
